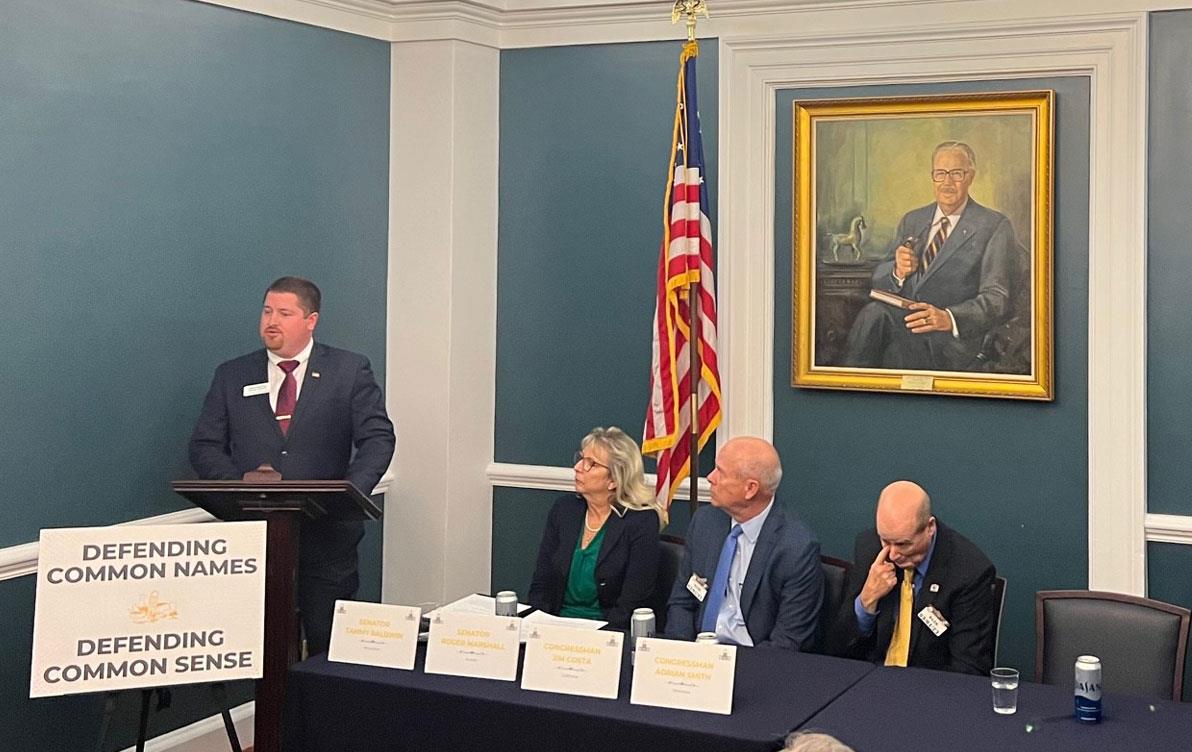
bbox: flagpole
[688,287,701,518]
[675,0,708,520]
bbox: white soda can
[1074,655,1102,723]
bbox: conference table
[284,643,874,752]
[284,644,1192,752]
[804,664,1192,751]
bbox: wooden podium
[172,475,381,752]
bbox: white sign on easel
[30,522,267,698]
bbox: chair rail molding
[1145,514,1192,546]
[0,472,393,582]
[486,462,711,501]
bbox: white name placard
[629,637,737,715]
[328,601,421,670]
[30,522,267,698]
[423,612,521,681]
[520,623,623,699]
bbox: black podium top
[171,479,381,522]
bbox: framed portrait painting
[791,91,1054,400]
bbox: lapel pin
[311,372,320,378]
[929,583,940,593]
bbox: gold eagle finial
[672,0,709,42]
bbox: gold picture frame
[792,91,1054,400]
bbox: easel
[93,683,242,752]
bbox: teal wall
[1147,10,1192,701]
[495,40,718,466]
[1148,11,1192,516]
[0,0,390,746]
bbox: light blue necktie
[701,525,743,633]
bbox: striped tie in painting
[923,215,951,269]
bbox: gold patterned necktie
[923,216,950,269]
[884,567,914,667]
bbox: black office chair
[649,534,686,634]
[1035,590,1191,701]
[820,555,851,625]
[814,555,851,654]
[991,575,1007,667]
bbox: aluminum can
[695,631,719,644]
[1074,655,1102,723]
[630,608,656,644]
[495,590,518,617]
[630,608,655,664]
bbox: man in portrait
[841,141,1028,373]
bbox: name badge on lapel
[687,574,708,602]
[917,605,950,637]
[242,382,269,397]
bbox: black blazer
[188,342,395,565]
[828,521,996,675]
[526,494,661,629]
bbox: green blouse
[559,527,606,620]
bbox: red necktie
[923,215,950,269]
[275,360,299,436]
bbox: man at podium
[188,276,396,656]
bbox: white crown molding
[486,462,711,502]
[718,14,1149,594]
[1145,514,1192,546]
[0,471,393,583]
[196,0,398,40]
[195,0,1190,47]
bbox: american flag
[642,40,722,510]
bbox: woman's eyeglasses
[572,451,608,472]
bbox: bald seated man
[828,481,996,674]
[665,437,824,650]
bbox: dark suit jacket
[526,494,661,629]
[188,342,395,565]
[828,521,996,675]
[873,198,1024,369]
[664,503,823,651]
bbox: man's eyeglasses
[931,169,970,183]
[573,451,608,472]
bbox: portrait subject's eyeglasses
[572,451,608,472]
[930,169,971,183]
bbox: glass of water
[990,667,1020,715]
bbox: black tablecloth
[284,644,875,752]
[801,665,1192,752]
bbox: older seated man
[829,480,996,675]
[665,437,823,650]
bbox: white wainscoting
[486,462,711,502]
[0,473,392,582]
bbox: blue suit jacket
[526,494,661,629]
[664,503,823,651]
[188,342,395,565]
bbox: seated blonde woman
[527,427,666,628]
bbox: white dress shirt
[266,338,314,412]
[714,499,775,647]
